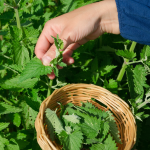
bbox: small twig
[0,54,12,59]
[3,65,19,74]
[0,95,13,105]
[137,100,150,109]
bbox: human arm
[35,0,119,79]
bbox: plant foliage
[0,0,150,149]
[45,102,120,150]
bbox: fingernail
[69,58,74,64]
[42,56,52,66]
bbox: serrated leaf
[116,50,136,60]
[100,65,117,76]
[19,58,53,82]
[80,115,101,138]
[1,76,38,89]
[59,130,83,150]
[0,122,10,131]
[45,108,64,141]
[133,65,148,94]
[20,101,38,129]
[126,66,137,99]
[63,114,80,124]
[90,134,117,150]
[0,102,22,115]
[107,111,122,144]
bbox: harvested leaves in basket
[45,102,121,150]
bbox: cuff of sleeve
[115,0,150,45]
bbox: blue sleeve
[115,0,150,45]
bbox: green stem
[47,79,53,97]
[14,8,21,29]
[116,41,137,82]
[0,95,13,105]
[137,100,150,109]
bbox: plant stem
[137,100,150,109]
[14,8,21,29]
[0,95,13,105]
[47,79,53,97]
[116,41,137,82]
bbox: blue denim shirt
[115,0,150,45]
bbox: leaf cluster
[45,102,121,150]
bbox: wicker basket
[35,84,136,150]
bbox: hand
[35,0,120,79]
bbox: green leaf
[6,138,20,150]
[116,50,136,60]
[59,130,83,150]
[13,113,21,127]
[19,58,53,82]
[1,76,38,89]
[23,27,39,44]
[0,135,9,150]
[45,108,64,141]
[20,101,38,129]
[80,115,101,138]
[133,65,148,94]
[104,79,118,94]
[51,35,64,58]
[58,62,67,67]
[0,122,10,131]
[107,111,122,144]
[25,96,40,112]
[0,102,22,115]
[63,114,80,124]
[126,66,137,99]
[100,65,117,76]
[140,45,150,59]
[90,134,117,150]
[12,41,30,66]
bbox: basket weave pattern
[35,84,136,150]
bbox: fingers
[35,21,56,60]
[48,72,55,80]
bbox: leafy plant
[0,0,150,149]
[45,102,121,150]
